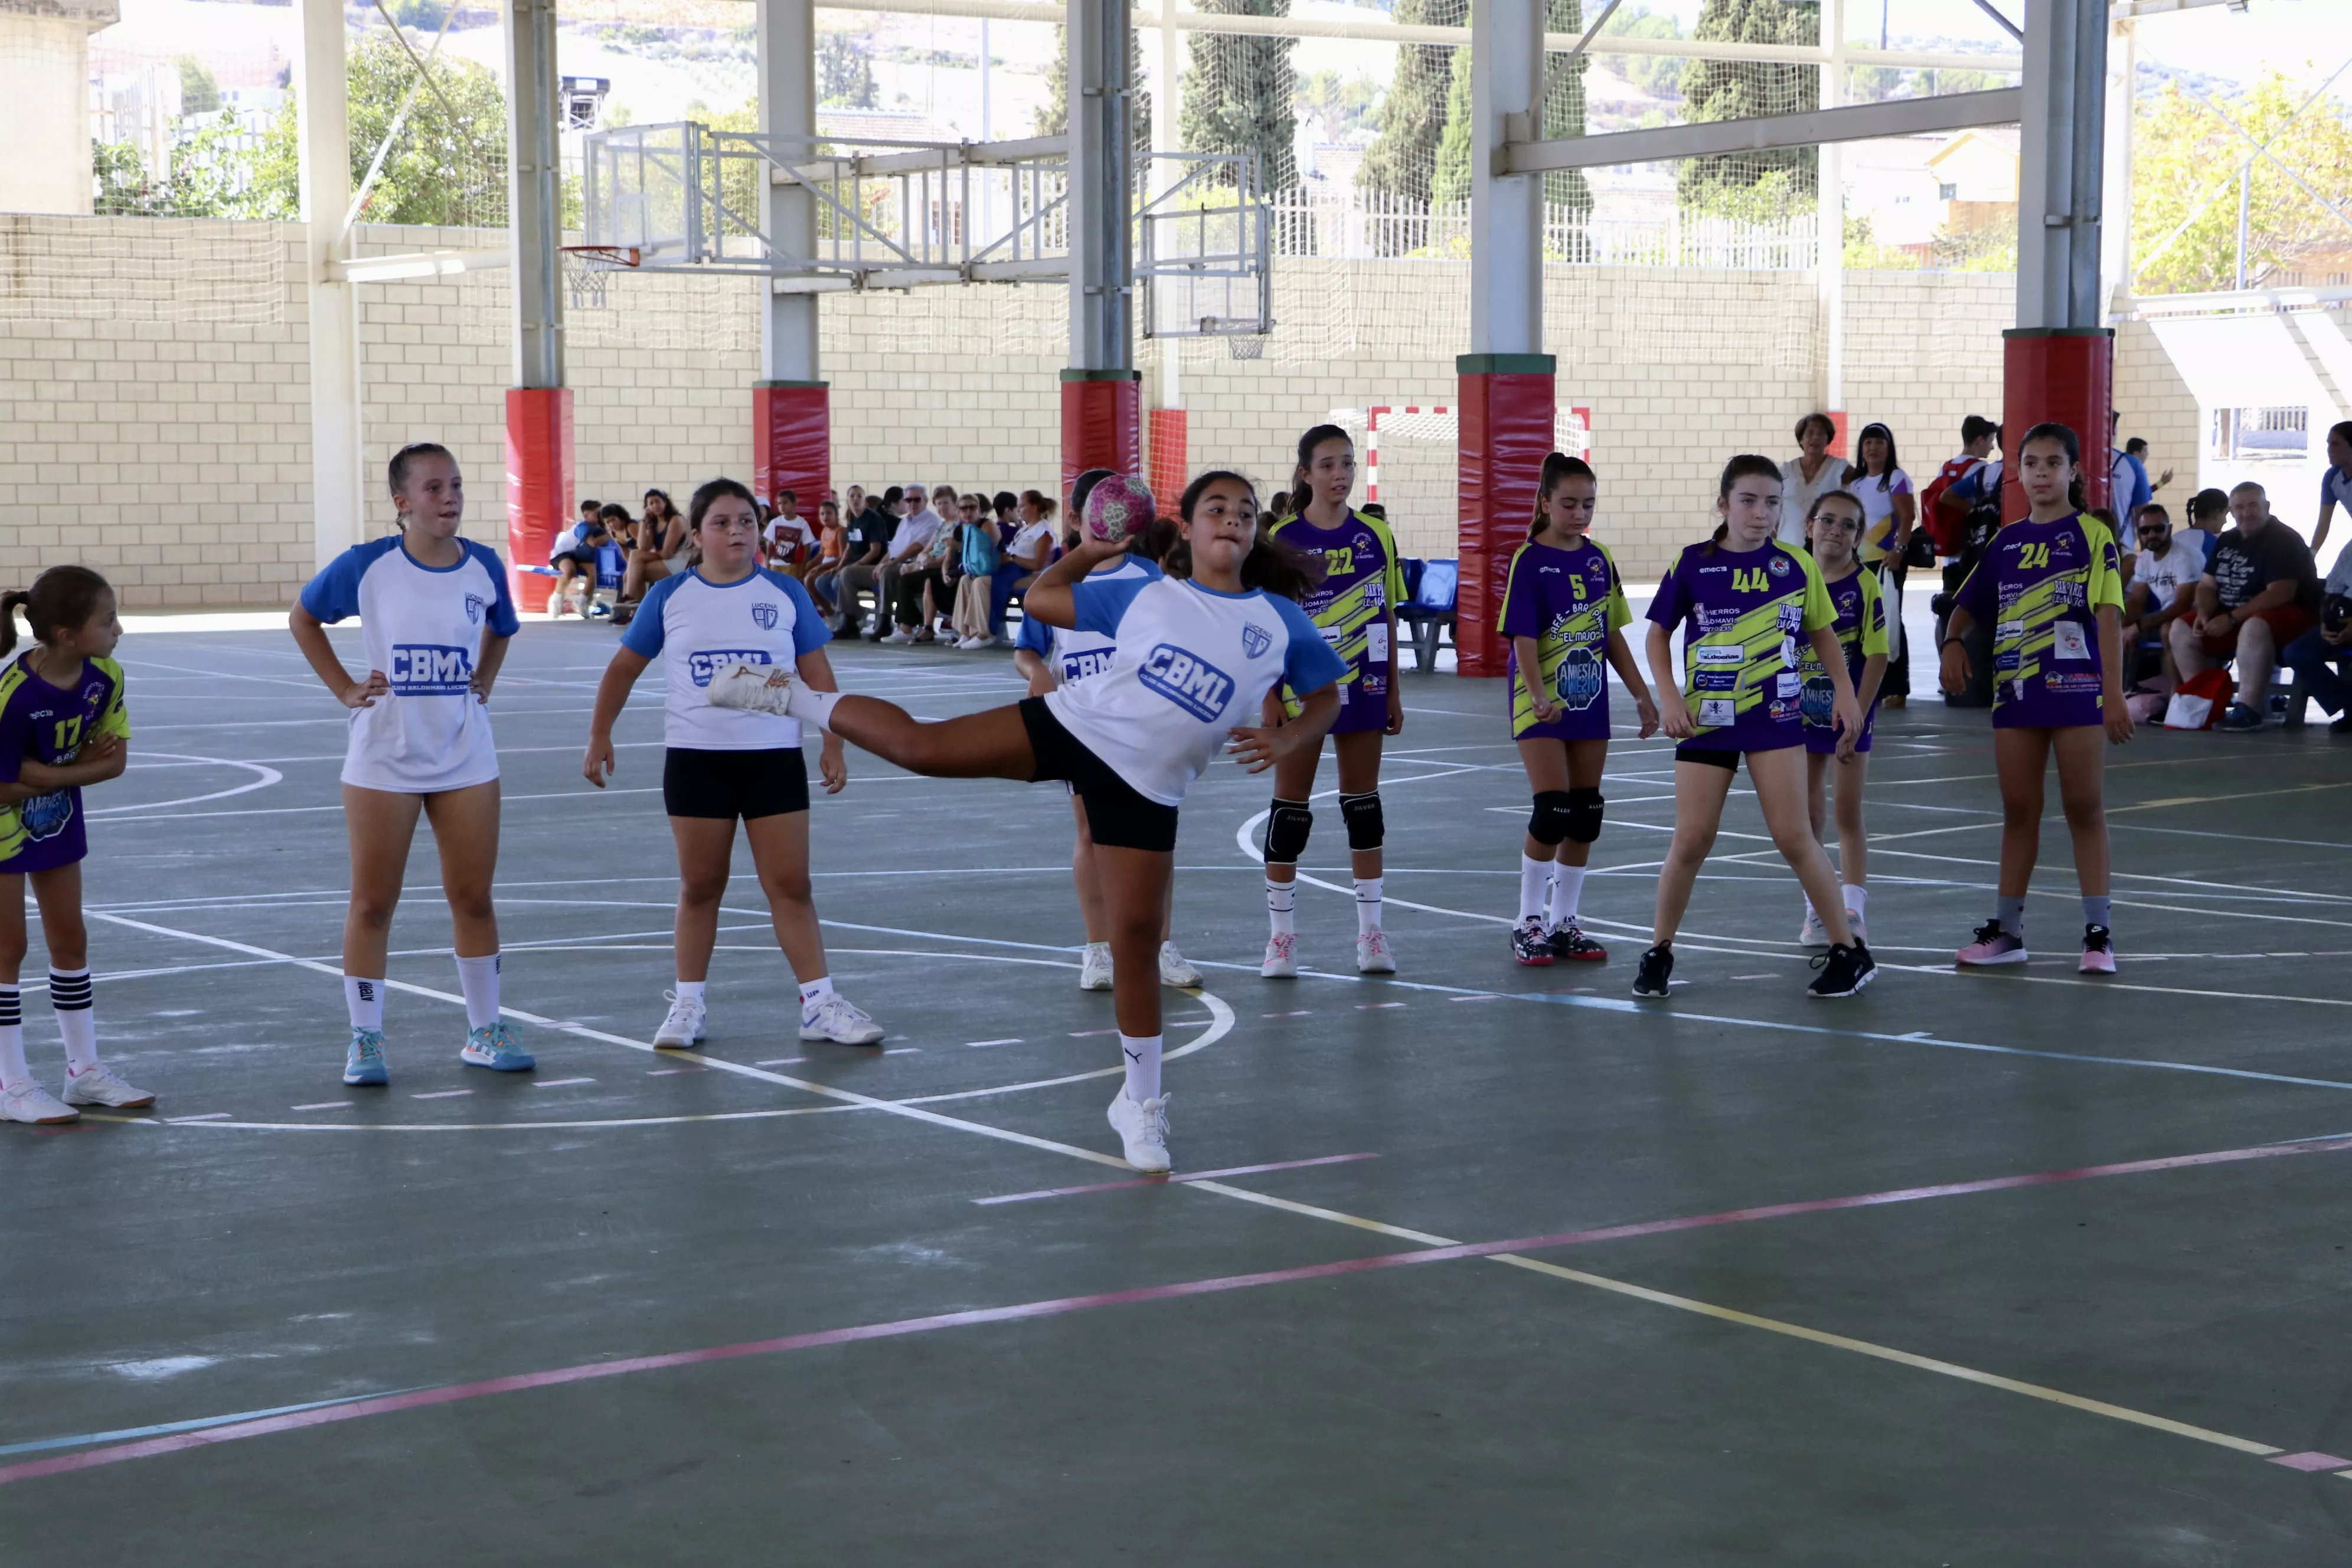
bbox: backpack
[2162,668,2235,730]
[1921,455,1986,557]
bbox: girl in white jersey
[714,472,1346,1173]
[583,478,883,1048]
[1011,477,1197,992]
[291,443,528,1087]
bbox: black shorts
[662,747,810,821]
[551,548,598,571]
[1674,745,1743,772]
[1018,696,1178,853]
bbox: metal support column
[503,0,571,607]
[298,0,362,567]
[1146,0,1186,501]
[1456,0,1552,678]
[1061,0,1140,497]
[755,0,828,509]
[1817,0,1847,426]
[2006,0,2112,517]
[2099,11,2135,308]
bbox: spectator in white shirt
[2121,504,2200,690]
[871,483,943,642]
[763,488,816,569]
[1778,412,1844,549]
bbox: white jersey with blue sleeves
[1015,556,1162,687]
[299,535,518,793]
[620,567,831,749]
[1041,574,1348,806]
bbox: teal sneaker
[344,1028,389,1087]
[460,1021,535,1073]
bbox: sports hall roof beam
[772,134,1069,182]
[1500,87,2023,175]
[1970,0,2024,43]
[803,0,2020,73]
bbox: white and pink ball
[1083,473,1155,545]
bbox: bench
[1396,557,1458,672]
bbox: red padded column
[753,381,831,514]
[1061,371,1141,508]
[1455,355,1556,678]
[2000,328,2113,524]
[504,387,573,613]
[1148,407,1188,507]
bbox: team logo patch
[1767,554,1790,577]
[1555,646,1603,710]
[1139,645,1236,721]
[1240,623,1273,659]
[388,644,473,695]
[752,602,779,631]
[464,593,486,626]
[688,649,772,687]
[19,789,71,842]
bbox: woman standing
[1845,422,1917,705]
[1778,413,1845,550]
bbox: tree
[345,30,508,227]
[1677,0,1818,216]
[1605,5,1684,102]
[176,55,221,115]
[1430,44,1473,201]
[2132,73,2352,295]
[1541,0,1591,217]
[1039,26,1152,159]
[817,30,877,110]
[1181,0,1297,190]
[1358,0,1464,202]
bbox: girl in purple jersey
[1260,426,1408,977]
[1638,455,1876,1001]
[1797,489,1888,948]
[1499,453,1658,965]
[1938,422,2131,974]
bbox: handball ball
[1083,474,1155,545]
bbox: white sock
[799,976,834,1013]
[1121,1031,1163,1103]
[1354,877,1383,935]
[51,968,96,1074]
[345,975,384,1033]
[786,687,842,730]
[1844,884,1868,916]
[455,953,501,1033]
[674,979,706,1003]
[1550,865,1586,923]
[1518,855,1551,923]
[1266,877,1295,937]
[0,986,24,1088]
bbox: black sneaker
[1547,918,1607,962]
[1808,941,1877,999]
[2217,701,2263,731]
[1510,918,1554,967]
[1632,943,1672,998]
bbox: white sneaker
[62,1064,156,1108]
[965,635,997,650]
[800,992,886,1045]
[1798,908,1827,947]
[707,661,796,717]
[884,629,916,645]
[1159,942,1201,988]
[1261,932,1298,978]
[1356,929,1397,974]
[1106,1087,1172,1173]
[653,989,707,1048]
[2,1080,77,1123]
[1078,942,1114,991]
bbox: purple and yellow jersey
[1797,567,1887,733]
[1952,511,2124,729]
[0,652,129,871]
[1647,537,1834,751]
[1498,537,1630,740]
[1270,509,1407,718]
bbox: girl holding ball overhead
[1939,421,2131,974]
[1498,453,1657,966]
[708,473,1346,1174]
[1636,455,1876,1002]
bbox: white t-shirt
[764,515,816,560]
[1015,557,1160,684]
[1043,575,1350,806]
[2321,466,2352,520]
[299,536,520,793]
[1776,456,1847,548]
[2324,538,2352,599]
[620,566,831,750]
[1005,520,1054,568]
[890,509,943,560]
[2131,539,2201,612]
[1850,468,1914,563]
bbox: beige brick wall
[0,215,2201,605]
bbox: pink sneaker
[2079,925,2116,974]
[1260,932,1298,979]
[1956,920,2028,966]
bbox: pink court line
[1261,1010,1311,1018]
[974,1152,1380,1206]
[2268,1451,2352,1471]
[533,1077,596,1088]
[15,1133,2350,1489]
[1356,1002,1407,1011]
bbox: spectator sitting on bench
[2121,503,2200,691]
[2168,480,2323,731]
[549,514,612,618]
[2185,486,2229,567]
[2283,536,2352,735]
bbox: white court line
[89,754,282,816]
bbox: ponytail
[0,591,25,660]
[1529,452,1596,539]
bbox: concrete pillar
[0,0,114,216]
[296,0,364,568]
[755,0,827,508]
[2006,0,2112,520]
[1063,0,1140,495]
[1146,0,1185,501]
[504,0,569,606]
[2100,14,2135,312]
[1456,0,1551,679]
[1817,0,1846,418]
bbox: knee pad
[1338,791,1384,852]
[1527,790,1574,847]
[1565,786,1606,845]
[1263,799,1314,865]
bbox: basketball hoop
[559,245,638,311]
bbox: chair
[1396,557,1458,672]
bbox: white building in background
[0,0,117,214]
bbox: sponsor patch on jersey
[2045,670,2103,694]
[2050,621,2090,661]
[1698,697,1737,727]
[1241,622,1273,659]
[388,644,474,695]
[1777,603,1805,633]
[687,648,773,687]
[1768,554,1790,577]
[18,789,72,842]
[1776,671,1802,697]
[1693,642,1746,667]
[1694,668,1738,693]
[1556,645,1603,710]
[752,602,779,630]
[1059,649,1118,684]
[1139,645,1237,721]
[1801,674,1835,724]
